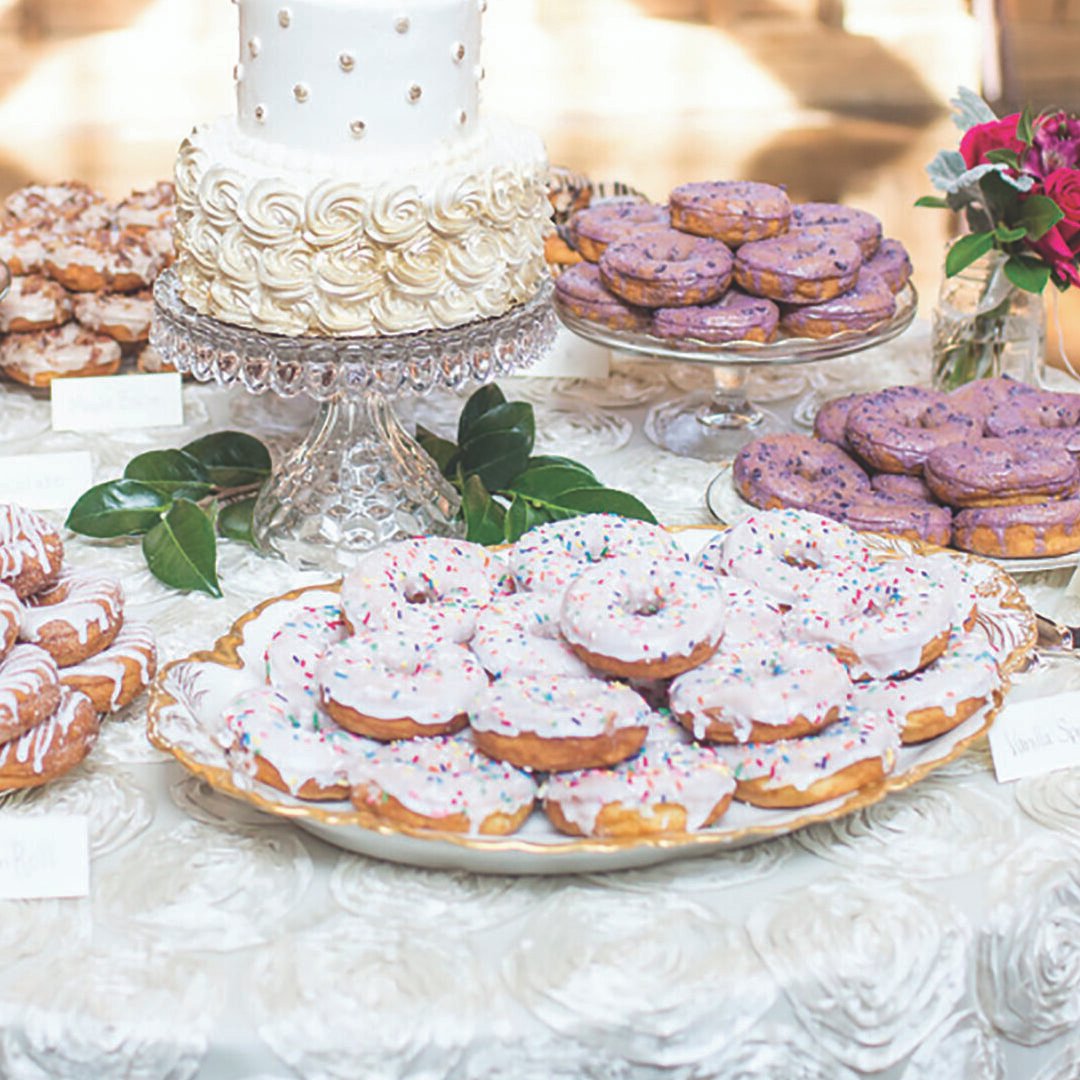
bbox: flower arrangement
[920,88,1080,293]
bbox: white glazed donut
[711,579,785,648]
[848,627,1002,744]
[72,288,154,343]
[317,631,487,740]
[509,512,687,594]
[470,674,651,772]
[0,688,99,789]
[59,619,157,713]
[0,583,20,659]
[0,228,48,276]
[543,740,736,837]
[0,504,64,598]
[0,322,122,387]
[0,644,61,743]
[786,559,955,680]
[20,570,124,666]
[559,559,727,678]
[670,640,852,743]
[340,536,504,643]
[263,602,348,725]
[223,685,360,801]
[349,733,538,835]
[712,712,900,808]
[700,508,873,607]
[471,591,592,680]
[0,275,73,332]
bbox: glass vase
[931,250,1046,391]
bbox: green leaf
[538,486,657,524]
[526,455,598,481]
[504,495,550,543]
[458,402,535,490]
[1017,104,1035,146]
[914,195,950,209]
[415,425,459,479]
[985,148,1022,169]
[141,499,222,597]
[182,431,272,488]
[994,223,1028,243]
[1004,254,1052,294]
[66,479,170,538]
[945,231,996,277]
[124,449,214,497]
[217,497,257,546]
[505,464,607,502]
[460,475,506,545]
[457,384,507,445]
[1019,194,1065,242]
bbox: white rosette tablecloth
[0,324,1078,1078]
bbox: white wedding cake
[173,0,551,337]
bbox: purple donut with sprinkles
[733,433,870,511]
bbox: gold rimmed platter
[146,528,1035,875]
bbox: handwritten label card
[0,815,89,900]
[51,372,183,433]
[0,450,93,509]
[989,690,1080,783]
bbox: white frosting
[0,505,59,587]
[340,536,501,643]
[20,570,124,651]
[560,558,726,666]
[0,275,72,331]
[469,674,651,740]
[44,228,162,285]
[470,591,591,680]
[318,631,486,726]
[0,229,47,274]
[73,291,153,338]
[0,688,94,777]
[0,644,58,734]
[0,582,19,646]
[0,322,122,381]
[669,640,852,742]
[236,0,482,158]
[713,579,785,647]
[262,600,347,723]
[60,619,157,711]
[543,740,735,834]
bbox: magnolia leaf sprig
[416,384,656,544]
[66,431,272,597]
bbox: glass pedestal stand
[151,269,558,570]
[555,283,918,460]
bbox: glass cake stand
[151,269,558,569]
[555,282,917,460]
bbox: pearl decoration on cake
[293,83,310,103]
[457,109,468,125]
[349,119,367,138]
[247,37,260,58]
[233,63,244,82]
[408,83,423,103]
[452,42,466,63]
[395,16,410,33]
[339,52,355,72]
[253,104,266,123]
[277,7,291,28]
[475,65,486,81]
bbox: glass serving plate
[555,282,918,459]
[146,526,1035,877]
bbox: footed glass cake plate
[147,527,1035,876]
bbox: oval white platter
[147,528,1035,876]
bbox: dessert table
[2,322,1080,1080]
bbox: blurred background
[0,0,1075,354]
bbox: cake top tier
[235,0,485,158]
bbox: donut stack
[220,509,1002,837]
[736,375,1080,559]
[0,502,157,789]
[0,180,176,386]
[555,181,912,344]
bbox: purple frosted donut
[652,290,778,344]
[813,392,865,448]
[815,491,952,546]
[669,180,790,246]
[863,238,913,294]
[569,201,671,262]
[789,202,883,259]
[870,472,938,504]
[985,390,1080,451]
[554,262,651,332]
[734,233,861,305]
[953,500,1080,558]
[923,437,1080,507]
[845,386,982,475]
[947,375,1044,425]
[599,227,734,309]
[733,433,870,511]
[780,270,896,339]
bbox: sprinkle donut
[263,602,348,724]
[44,228,162,293]
[59,620,157,714]
[318,632,487,741]
[0,275,72,332]
[599,227,734,308]
[668,180,791,246]
[350,733,538,835]
[559,560,727,679]
[0,644,61,743]
[0,322,122,387]
[340,536,503,643]
[732,433,870,511]
[470,675,651,772]
[670,640,852,744]
[0,688,99,790]
[952,500,1080,558]
[0,505,63,599]
[223,686,357,801]
[554,261,650,331]
[734,232,862,305]
[20,571,124,667]
[849,627,1001,745]
[543,740,736,837]
[788,201,883,259]
[713,712,899,808]
[72,288,154,343]
[471,591,592,680]
[709,579,785,648]
[569,201,670,262]
[509,513,687,595]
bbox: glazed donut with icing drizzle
[59,620,157,714]
[0,688,100,790]
[20,570,124,666]
[0,505,63,599]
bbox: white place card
[0,815,89,900]
[989,690,1080,783]
[0,450,93,510]
[51,372,183,432]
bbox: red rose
[1029,223,1080,287]
[960,115,1024,169]
[1043,167,1080,245]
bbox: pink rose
[960,115,1024,170]
[1029,223,1080,287]
[1042,168,1080,245]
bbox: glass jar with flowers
[919,89,1080,390]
